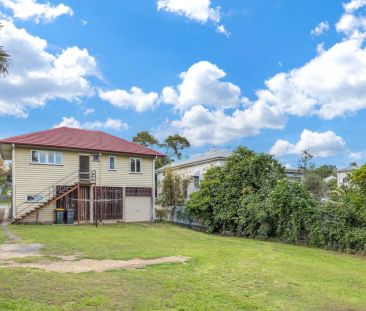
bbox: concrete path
[0,204,10,224]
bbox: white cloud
[311,21,329,36]
[0,0,73,23]
[157,0,228,36]
[55,117,128,131]
[344,0,366,12]
[0,19,98,117]
[270,129,347,158]
[157,0,220,23]
[171,103,285,146]
[161,61,242,111]
[99,87,159,112]
[83,107,95,115]
[216,24,230,37]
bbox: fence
[161,205,204,229]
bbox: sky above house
[0,0,365,168]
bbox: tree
[298,150,315,171]
[351,164,366,195]
[0,24,9,76]
[314,165,337,179]
[163,135,190,160]
[157,169,189,208]
[303,172,328,199]
[186,146,286,233]
[132,131,159,147]
[132,130,191,169]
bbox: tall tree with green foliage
[132,131,160,147]
[132,130,191,169]
[164,135,190,160]
[314,165,337,179]
[0,24,9,76]
[157,169,189,208]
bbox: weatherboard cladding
[0,127,164,157]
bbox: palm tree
[0,24,9,75]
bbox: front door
[79,155,90,181]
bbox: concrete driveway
[0,204,10,223]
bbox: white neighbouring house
[337,165,359,187]
[156,149,231,199]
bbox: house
[337,165,359,187]
[156,149,231,198]
[0,127,164,224]
[284,168,304,182]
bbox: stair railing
[15,170,96,218]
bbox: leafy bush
[155,208,169,222]
[186,146,366,255]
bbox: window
[31,150,62,165]
[26,194,44,202]
[194,176,200,189]
[130,158,141,173]
[109,156,116,170]
[92,154,100,162]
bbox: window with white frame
[26,194,44,202]
[109,156,116,170]
[31,150,62,165]
[92,154,100,162]
[130,158,141,173]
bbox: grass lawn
[1,223,365,310]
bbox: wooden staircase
[14,169,96,224]
[15,184,79,223]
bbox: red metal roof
[0,127,165,157]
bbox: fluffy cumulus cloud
[270,130,347,158]
[162,61,242,111]
[157,0,228,35]
[171,103,285,147]
[0,19,98,117]
[0,0,73,23]
[165,0,366,146]
[311,21,329,36]
[55,117,128,131]
[99,87,159,112]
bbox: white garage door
[125,197,151,222]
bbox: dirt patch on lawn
[1,256,188,273]
[0,224,188,273]
[0,243,43,260]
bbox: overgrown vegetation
[156,169,189,220]
[186,146,366,254]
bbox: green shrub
[155,208,169,222]
[186,145,366,255]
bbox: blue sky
[0,0,366,168]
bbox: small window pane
[39,152,46,164]
[48,152,55,164]
[136,159,141,172]
[109,157,115,170]
[131,159,136,172]
[55,152,62,164]
[32,151,38,163]
[92,154,100,162]
[27,194,43,202]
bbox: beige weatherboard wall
[11,145,155,223]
